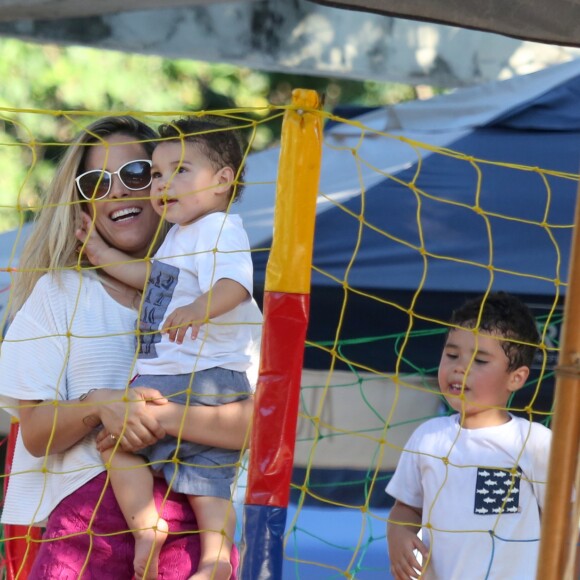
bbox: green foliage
[0,37,418,233]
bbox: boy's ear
[215,166,235,195]
[507,366,530,392]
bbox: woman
[0,116,257,579]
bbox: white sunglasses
[76,159,152,200]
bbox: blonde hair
[11,116,160,315]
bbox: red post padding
[245,291,310,507]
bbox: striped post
[240,89,323,579]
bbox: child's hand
[388,526,429,580]
[162,303,204,344]
[75,212,109,266]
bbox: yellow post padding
[265,89,323,294]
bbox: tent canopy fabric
[243,59,580,299]
[309,0,580,48]
[240,62,576,384]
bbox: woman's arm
[18,387,168,458]
[155,397,254,449]
[96,396,254,453]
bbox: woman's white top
[0,272,140,525]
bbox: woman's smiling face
[438,328,529,428]
[82,133,161,258]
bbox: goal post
[239,89,323,579]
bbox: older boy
[386,292,551,580]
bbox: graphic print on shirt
[473,466,522,515]
[138,261,179,359]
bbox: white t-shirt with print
[386,414,552,580]
[136,212,262,377]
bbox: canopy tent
[241,59,579,383]
[0,224,31,326]
[245,58,580,289]
[0,0,578,88]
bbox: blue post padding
[239,504,287,580]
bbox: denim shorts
[132,368,251,499]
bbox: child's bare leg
[187,495,235,580]
[101,448,168,580]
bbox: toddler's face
[150,141,230,226]
[438,328,528,428]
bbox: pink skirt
[29,472,239,579]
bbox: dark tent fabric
[306,123,577,297]
[308,0,580,48]
[252,64,580,297]
[245,61,579,407]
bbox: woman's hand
[89,387,168,452]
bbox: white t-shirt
[386,414,552,580]
[136,212,262,376]
[0,272,140,525]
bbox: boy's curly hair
[157,116,247,202]
[450,291,540,371]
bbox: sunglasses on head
[76,159,152,201]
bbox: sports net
[0,102,577,578]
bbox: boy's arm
[387,500,429,580]
[75,212,148,289]
[162,278,250,344]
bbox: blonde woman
[0,116,254,579]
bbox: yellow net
[0,103,576,578]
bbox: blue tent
[241,60,580,388]
[246,60,580,296]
